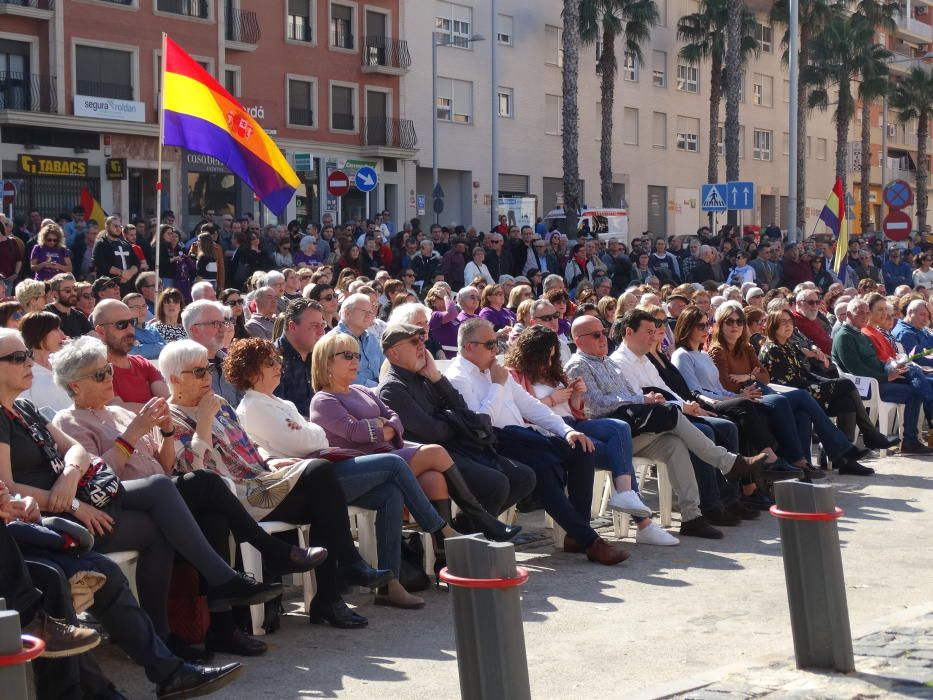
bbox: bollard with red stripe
[0,600,42,700]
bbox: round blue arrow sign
[355,166,378,193]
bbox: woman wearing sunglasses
[228,337,456,609]
[0,331,284,659]
[147,287,188,343]
[304,283,340,330]
[220,288,249,340]
[163,339,393,629]
[17,312,72,415]
[706,302,871,476]
[29,224,72,282]
[309,333,519,544]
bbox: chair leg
[657,463,673,528]
[418,531,436,578]
[239,542,266,636]
[296,527,316,613]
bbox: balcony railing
[0,0,56,9]
[289,107,313,126]
[157,0,208,18]
[226,7,261,45]
[0,72,57,113]
[332,112,355,130]
[361,36,411,71]
[361,117,417,150]
[75,80,133,101]
[95,0,133,4]
[897,13,933,39]
[287,15,312,42]
[331,22,354,49]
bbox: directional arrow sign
[726,181,755,210]
[700,183,728,212]
[355,166,378,193]
[432,182,445,200]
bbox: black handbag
[399,533,431,592]
[610,402,680,437]
[440,408,498,450]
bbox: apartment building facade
[403,0,848,236]
[0,0,415,229]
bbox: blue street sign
[701,183,728,212]
[355,166,378,192]
[727,181,755,210]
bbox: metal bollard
[0,597,45,700]
[771,480,855,672]
[440,534,532,700]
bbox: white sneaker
[635,522,680,546]
[608,490,652,518]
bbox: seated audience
[148,287,188,343]
[17,311,72,414]
[330,292,384,387]
[124,292,165,360]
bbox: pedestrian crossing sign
[701,183,728,212]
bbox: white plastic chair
[104,550,140,601]
[434,358,452,372]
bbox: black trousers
[265,460,363,604]
[447,448,536,521]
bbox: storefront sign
[18,154,88,177]
[73,95,146,123]
[185,153,229,174]
[294,153,312,172]
[106,158,127,181]
[342,159,378,179]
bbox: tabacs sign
[18,154,88,177]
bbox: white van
[545,207,631,245]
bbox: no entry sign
[1,180,16,207]
[327,170,350,198]
[883,208,912,241]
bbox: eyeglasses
[0,349,33,364]
[182,365,215,379]
[263,355,284,368]
[45,238,60,244]
[801,299,819,306]
[576,329,609,340]
[534,313,560,323]
[693,322,710,331]
[467,339,498,350]
[77,363,114,383]
[404,273,415,278]
[127,305,147,312]
[332,351,362,361]
[225,299,244,306]
[194,320,232,330]
[722,318,746,327]
[100,318,138,330]
[319,294,335,302]
[140,283,156,289]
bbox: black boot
[442,466,521,542]
[430,500,450,589]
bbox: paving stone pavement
[668,612,933,699]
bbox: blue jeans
[754,391,807,462]
[765,386,853,460]
[879,380,921,441]
[564,416,637,490]
[688,417,740,510]
[333,453,445,577]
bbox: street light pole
[881,92,888,224]
[491,0,498,229]
[787,0,799,243]
[432,32,440,225]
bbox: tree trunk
[835,85,851,194]
[859,98,872,234]
[562,0,581,225]
[796,27,810,234]
[917,112,929,234]
[724,0,742,226]
[599,25,617,207]
[707,54,722,185]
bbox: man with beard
[789,289,833,355]
[45,273,92,337]
[92,215,138,295]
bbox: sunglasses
[226,299,244,306]
[319,294,336,302]
[722,318,746,327]
[78,363,114,383]
[693,322,710,331]
[182,365,215,379]
[404,273,415,278]
[576,329,609,340]
[467,339,499,350]
[0,349,33,364]
[800,299,819,306]
[534,313,560,322]
[100,318,138,330]
[333,351,362,361]
[45,238,60,244]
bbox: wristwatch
[70,498,80,513]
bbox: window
[497,14,513,45]
[756,22,773,53]
[817,137,827,160]
[676,62,698,93]
[676,115,699,152]
[545,25,563,66]
[436,1,473,49]
[782,79,790,103]
[330,83,355,130]
[75,45,133,100]
[753,128,772,161]
[437,77,473,123]
[497,86,513,118]
[288,0,313,42]
[653,111,667,148]
[716,125,745,158]
[782,131,789,156]
[545,93,562,134]
[623,107,639,145]
[223,67,240,96]
[738,70,745,102]
[157,0,209,19]
[331,3,354,49]
[652,50,666,87]
[288,78,315,126]
[806,135,812,159]
[752,73,772,107]
[657,0,667,26]
[623,51,638,82]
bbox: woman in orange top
[860,293,897,363]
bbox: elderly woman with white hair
[162,339,393,628]
[15,278,47,313]
[51,335,326,655]
[0,330,283,658]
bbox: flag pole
[154,32,167,294]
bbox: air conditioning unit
[917,6,928,15]
[887,124,897,138]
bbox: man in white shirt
[446,318,628,565]
[611,309,762,525]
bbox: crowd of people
[2,205,932,699]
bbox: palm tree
[803,10,891,193]
[581,0,659,207]
[889,67,933,234]
[562,0,582,226]
[723,0,743,186]
[677,0,757,185]
[772,0,835,233]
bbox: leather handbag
[440,408,498,450]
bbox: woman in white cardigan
[228,338,452,609]
[463,247,495,286]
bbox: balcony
[360,117,417,158]
[225,7,261,51]
[331,23,354,50]
[0,0,54,17]
[361,37,411,76]
[157,0,208,18]
[332,112,355,131]
[895,13,933,43]
[287,15,312,42]
[0,73,56,113]
[75,80,133,101]
[289,107,313,127]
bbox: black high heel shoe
[308,598,368,629]
[442,466,522,542]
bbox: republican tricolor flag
[160,36,299,214]
[819,176,849,285]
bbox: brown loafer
[562,534,587,553]
[727,452,769,481]
[585,537,630,565]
